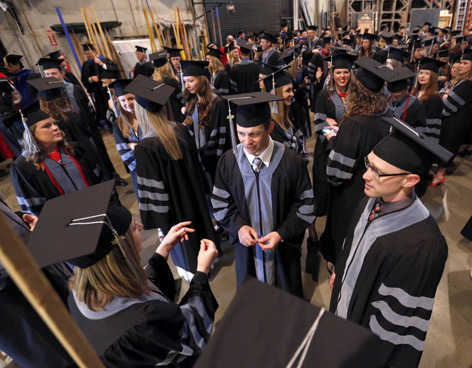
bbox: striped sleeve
[442,81,472,117]
[113,125,136,172]
[211,154,248,235]
[10,162,47,215]
[135,145,172,231]
[367,239,447,367]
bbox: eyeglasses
[364,157,409,179]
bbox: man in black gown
[330,117,451,368]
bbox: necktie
[368,201,381,223]
[252,157,263,174]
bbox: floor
[1,128,471,368]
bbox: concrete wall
[0,0,205,76]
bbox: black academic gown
[307,51,328,112]
[185,95,231,182]
[440,79,472,155]
[420,94,443,143]
[81,58,119,120]
[68,253,218,368]
[211,141,316,297]
[312,88,345,217]
[324,112,391,263]
[162,76,185,123]
[387,93,427,131]
[211,70,231,96]
[10,146,104,214]
[229,60,262,94]
[64,70,81,86]
[330,195,447,368]
[135,123,219,274]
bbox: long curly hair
[183,75,214,128]
[344,75,387,118]
[24,124,75,170]
[39,95,76,122]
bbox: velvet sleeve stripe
[378,283,434,311]
[211,186,230,222]
[137,176,170,214]
[16,195,47,214]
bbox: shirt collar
[243,137,274,168]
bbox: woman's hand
[325,117,338,127]
[196,239,218,274]
[156,221,195,260]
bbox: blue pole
[55,6,82,71]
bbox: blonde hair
[451,63,472,86]
[270,85,293,129]
[69,229,149,311]
[288,58,300,79]
[152,62,175,82]
[134,102,183,160]
[208,55,224,75]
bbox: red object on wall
[46,30,58,46]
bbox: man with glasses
[329,117,451,368]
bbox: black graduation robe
[10,146,104,214]
[324,112,391,262]
[270,119,303,154]
[330,195,447,368]
[81,58,119,120]
[185,94,231,181]
[387,93,427,131]
[211,70,231,96]
[211,141,315,297]
[135,123,219,274]
[228,59,261,94]
[312,87,345,217]
[440,79,472,155]
[162,76,185,123]
[420,94,443,143]
[68,253,218,368]
[64,69,81,86]
[133,60,155,78]
[307,52,328,112]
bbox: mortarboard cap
[37,57,63,71]
[4,100,51,128]
[225,43,237,53]
[375,117,453,174]
[0,76,14,94]
[163,47,182,58]
[386,66,415,92]
[237,40,254,54]
[279,45,301,65]
[124,74,175,113]
[437,49,449,58]
[393,34,403,41]
[456,36,465,43]
[450,30,462,37]
[26,180,131,268]
[260,66,292,92]
[421,37,436,47]
[82,43,95,51]
[325,50,357,69]
[322,36,333,45]
[424,21,432,27]
[3,54,23,65]
[195,278,387,368]
[207,41,217,48]
[46,50,62,60]
[419,57,445,74]
[362,32,376,41]
[354,56,397,93]
[108,79,133,97]
[27,76,65,99]
[261,32,277,44]
[181,60,209,77]
[462,49,472,61]
[207,47,224,59]
[149,51,168,68]
[135,45,147,53]
[308,25,318,31]
[223,92,284,128]
[381,31,395,41]
[388,46,409,62]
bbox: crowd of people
[0,18,469,367]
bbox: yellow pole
[143,9,157,52]
[90,5,112,59]
[149,8,164,50]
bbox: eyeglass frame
[364,156,410,178]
